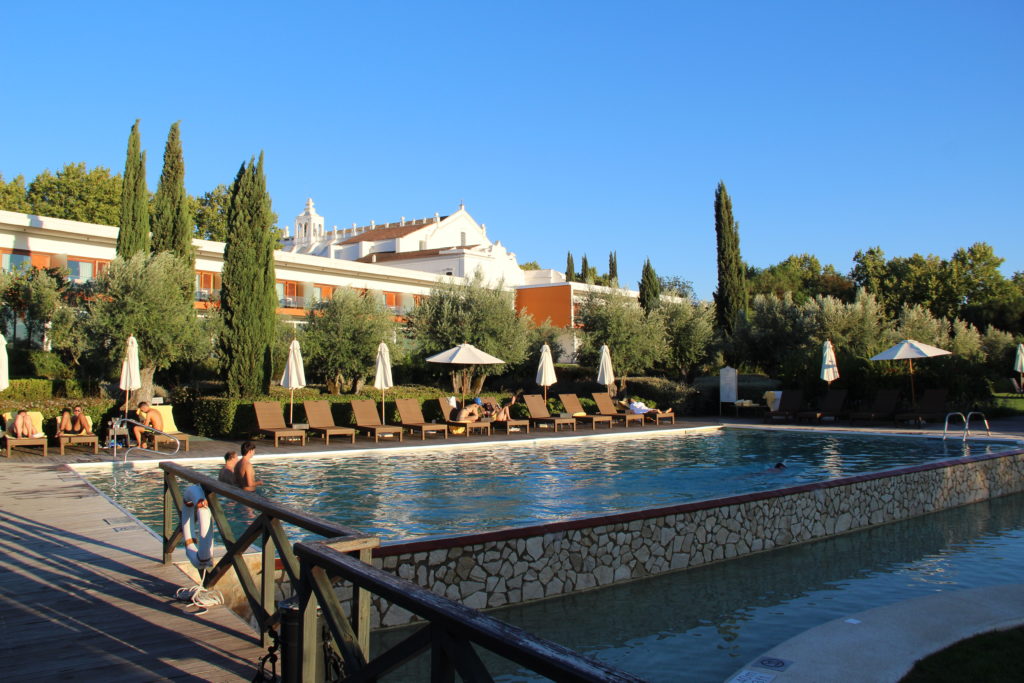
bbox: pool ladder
[942,412,990,441]
[111,417,182,462]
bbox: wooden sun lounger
[558,394,612,429]
[55,414,99,456]
[591,393,644,427]
[797,389,847,423]
[350,400,404,442]
[894,389,949,425]
[146,405,191,452]
[303,401,356,444]
[394,399,448,440]
[434,398,492,437]
[523,394,576,431]
[3,411,48,457]
[764,390,803,422]
[253,401,308,447]
[848,389,900,424]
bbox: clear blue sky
[3,1,1021,298]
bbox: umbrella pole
[908,358,916,406]
[289,388,295,426]
[381,389,386,425]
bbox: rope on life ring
[181,484,215,570]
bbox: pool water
[373,491,1024,682]
[81,428,1018,542]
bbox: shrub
[2,379,54,402]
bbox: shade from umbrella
[870,339,951,405]
[0,334,8,393]
[820,340,840,385]
[373,342,393,423]
[426,343,505,405]
[596,344,615,391]
[281,339,306,425]
[119,335,142,419]
[535,344,557,400]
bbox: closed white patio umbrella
[119,335,142,420]
[820,340,840,386]
[0,334,8,394]
[596,344,615,394]
[536,344,557,401]
[1014,343,1024,389]
[870,339,950,405]
[425,343,505,406]
[280,338,306,425]
[373,341,394,423]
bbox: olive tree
[576,290,667,392]
[302,288,397,394]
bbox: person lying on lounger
[627,398,673,419]
[56,406,92,437]
[10,409,36,437]
[456,398,485,422]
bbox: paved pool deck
[728,584,1024,683]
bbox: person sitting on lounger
[56,406,91,437]
[133,402,163,447]
[456,398,485,422]
[627,398,673,419]
[10,409,35,437]
[488,394,518,421]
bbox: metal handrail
[942,412,966,440]
[942,411,992,441]
[113,417,181,462]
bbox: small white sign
[729,671,776,683]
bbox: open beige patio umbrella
[119,335,141,420]
[1015,343,1024,390]
[870,339,950,406]
[280,338,306,425]
[373,341,393,424]
[820,340,840,386]
[425,343,505,407]
[596,344,615,394]
[0,334,8,394]
[536,343,557,401]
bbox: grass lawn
[901,625,1024,682]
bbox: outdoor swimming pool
[81,427,1019,542]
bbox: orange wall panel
[515,285,573,328]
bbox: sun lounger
[796,389,847,423]
[394,399,448,440]
[434,398,492,437]
[848,389,900,424]
[303,401,356,444]
[55,414,99,456]
[253,401,308,446]
[2,411,48,457]
[591,393,644,427]
[558,394,612,429]
[350,400,404,442]
[146,405,191,452]
[523,394,576,431]
[764,390,803,422]
[894,389,949,425]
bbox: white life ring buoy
[181,484,215,570]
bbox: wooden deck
[0,463,266,681]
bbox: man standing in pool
[235,441,260,492]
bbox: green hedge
[2,379,55,402]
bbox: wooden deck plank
[0,464,265,681]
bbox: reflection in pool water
[82,428,1017,543]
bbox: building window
[66,259,94,283]
[1,252,32,272]
[195,271,222,302]
[276,281,301,307]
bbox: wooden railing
[161,461,645,682]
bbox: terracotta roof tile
[339,216,449,245]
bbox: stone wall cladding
[365,448,1024,628]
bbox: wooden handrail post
[355,547,373,660]
[261,525,276,649]
[162,471,174,564]
[298,559,320,683]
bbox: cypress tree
[638,258,661,314]
[221,153,277,397]
[580,254,592,283]
[608,251,618,286]
[713,181,747,334]
[151,122,194,266]
[117,120,149,257]
[565,252,575,282]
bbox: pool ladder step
[943,412,990,441]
